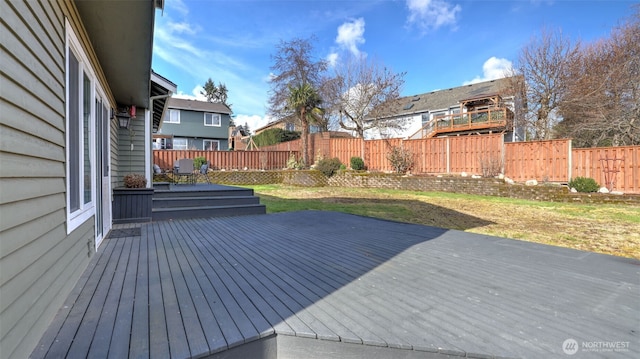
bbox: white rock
[611,191,624,195]
[497,174,505,179]
[598,187,610,193]
[471,175,482,179]
[570,187,578,193]
[505,177,515,185]
[243,167,248,171]
[525,179,538,186]
[437,175,443,178]
[461,172,468,177]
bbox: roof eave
[75,0,158,109]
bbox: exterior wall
[158,108,231,149]
[0,1,113,357]
[116,116,147,186]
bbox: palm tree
[287,83,323,166]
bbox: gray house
[0,1,172,358]
[154,97,233,150]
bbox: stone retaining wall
[154,171,639,205]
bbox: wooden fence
[504,139,571,182]
[572,146,638,193]
[153,150,295,171]
[154,134,640,193]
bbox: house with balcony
[154,97,233,150]
[367,77,523,141]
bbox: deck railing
[420,107,514,138]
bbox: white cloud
[406,0,461,32]
[153,8,269,118]
[335,18,366,58]
[463,57,513,85]
[327,52,339,67]
[173,85,207,101]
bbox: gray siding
[115,117,146,186]
[0,1,95,358]
[161,109,230,140]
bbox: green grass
[244,185,640,258]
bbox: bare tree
[325,56,406,138]
[512,29,580,140]
[268,37,328,120]
[557,9,640,147]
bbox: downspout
[147,93,173,187]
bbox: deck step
[152,204,266,220]
[151,184,266,221]
[153,195,260,208]
[153,188,255,198]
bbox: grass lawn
[246,184,640,259]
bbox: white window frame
[173,138,188,150]
[66,19,97,233]
[203,139,220,151]
[165,109,180,124]
[204,113,221,127]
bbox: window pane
[68,51,80,212]
[173,138,187,150]
[83,73,92,205]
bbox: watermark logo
[563,339,579,355]
[562,338,630,355]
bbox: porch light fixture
[115,107,131,129]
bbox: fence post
[501,134,506,175]
[568,139,572,182]
[446,137,450,174]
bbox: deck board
[32,211,640,359]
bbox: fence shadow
[257,194,495,231]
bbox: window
[204,113,221,127]
[173,138,188,150]
[154,138,173,149]
[66,20,96,233]
[164,109,180,123]
[203,139,219,151]
[285,122,295,131]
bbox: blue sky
[152,0,635,131]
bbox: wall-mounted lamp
[115,107,131,129]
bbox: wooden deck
[32,211,639,358]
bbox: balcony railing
[419,107,513,138]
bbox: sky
[151,0,636,132]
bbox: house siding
[116,116,147,185]
[160,108,231,149]
[0,1,109,357]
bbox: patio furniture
[174,158,195,184]
[196,161,211,184]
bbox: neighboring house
[0,1,173,358]
[154,98,232,151]
[228,124,251,150]
[366,77,523,141]
[254,114,322,135]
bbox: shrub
[253,128,300,147]
[569,177,599,193]
[315,157,342,177]
[124,173,147,188]
[286,152,303,169]
[193,156,207,170]
[387,146,414,174]
[350,156,365,170]
[479,154,503,178]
